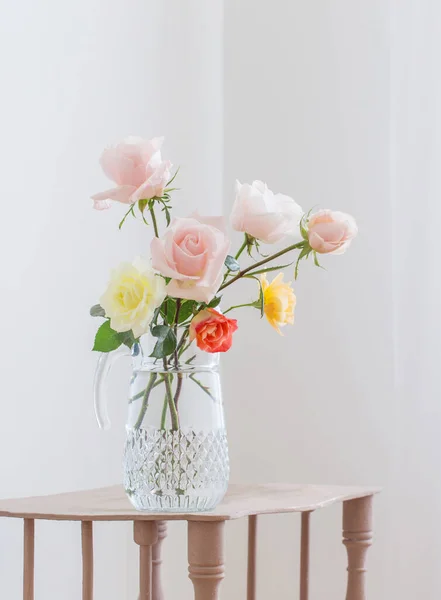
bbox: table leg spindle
[342,496,373,600]
[152,521,167,600]
[188,521,225,600]
[247,515,257,600]
[300,511,311,600]
[134,521,159,600]
[23,519,34,600]
[81,521,94,600]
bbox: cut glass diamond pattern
[123,427,229,511]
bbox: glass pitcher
[94,329,229,512]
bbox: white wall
[0,0,223,598]
[223,1,394,598]
[391,1,441,597]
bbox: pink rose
[151,214,230,303]
[307,210,358,254]
[91,136,172,210]
[231,180,303,243]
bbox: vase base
[125,488,227,512]
[123,427,230,513]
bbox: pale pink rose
[91,136,172,210]
[231,180,303,243]
[151,213,230,303]
[307,210,358,254]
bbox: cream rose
[100,257,166,337]
[231,180,303,243]
[151,214,230,303]
[307,210,358,254]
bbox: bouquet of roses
[90,136,357,426]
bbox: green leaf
[166,298,177,324]
[118,205,135,230]
[225,255,240,272]
[207,296,222,309]
[93,321,122,352]
[137,199,149,226]
[245,262,294,277]
[150,325,177,358]
[177,300,197,323]
[295,243,312,279]
[90,304,106,318]
[166,166,180,188]
[300,213,309,241]
[150,307,162,332]
[313,251,326,271]
[118,329,138,349]
[138,198,148,213]
[159,298,177,325]
[246,275,265,317]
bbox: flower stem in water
[134,372,158,430]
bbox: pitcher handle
[93,345,131,430]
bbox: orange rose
[189,308,238,353]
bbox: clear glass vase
[94,329,229,512]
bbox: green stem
[129,376,165,404]
[160,395,168,429]
[190,374,216,401]
[133,372,158,430]
[173,299,184,409]
[222,235,248,285]
[173,300,181,365]
[176,329,190,356]
[219,241,306,292]
[163,358,179,430]
[149,204,159,237]
[174,373,184,408]
[223,302,256,315]
[235,236,248,260]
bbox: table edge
[0,488,381,522]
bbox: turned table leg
[23,519,34,600]
[152,521,167,600]
[134,521,158,600]
[342,496,373,600]
[247,515,257,600]
[81,521,94,600]
[300,511,311,600]
[188,521,225,600]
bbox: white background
[0,0,439,598]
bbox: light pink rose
[91,136,172,210]
[307,210,358,254]
[231,180,303,243]
[151,214,230,303]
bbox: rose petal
[172,240,207,277]
[91,185,137,205]
[166,279,215,303]
[199,237,230,287]
[192,211,228,234]
[92,198,112,210]
[151,238,189,280]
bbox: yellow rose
[260,272,296,335]
[100,257,166,338]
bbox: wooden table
[0,483,379,599]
